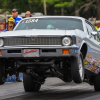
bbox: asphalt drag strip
[0,78,100,100]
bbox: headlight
[0,38,4,47]
[62,37,71,46]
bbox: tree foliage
[1,0,30,14]
[0,0,100,19]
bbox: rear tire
[71,53,84,83]
[94,73,100,91]
[23,73,41,92]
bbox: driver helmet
[46,24,54,29]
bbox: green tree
[1,0,30,14]
[0,0,100,20]
[28,0,43,13]
[97,0,100,19]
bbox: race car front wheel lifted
[71,53,84,83]
[23,73,41,92]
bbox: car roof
[22,16,85,21]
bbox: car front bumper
[0,45,79,58]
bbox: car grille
[4,37,62,46]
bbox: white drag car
[0,16,100,92]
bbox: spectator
[3,18,22,82]
[25,11,31,18]
[0,23,5,32]
[12,8,22,25]
[3,18,16,32]
[95,24,98,31]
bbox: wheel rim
[79,57,84,81]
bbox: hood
[0,29,76,37]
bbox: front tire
[71,53,84,83]
[94,73,100,91]
[23,73,41,92]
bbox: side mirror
[91,31,97,35]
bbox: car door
[84,20,100,74]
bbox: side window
[90,24,97,32]
[85,22,94,35]
[86,21,99,41]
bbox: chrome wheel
[79,57,84,81]
[71,53,84,83]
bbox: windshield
[15,18,84,31]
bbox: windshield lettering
[25,19,38,23]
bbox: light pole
[43,0,47,15]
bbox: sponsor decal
[89,65,94,70]
[25,19,38,23]
[24,49,38,55]
[93,66,99,72]
[84,61,89,66]
[95,67,100,74]
[23,49,39,57]
[90,65,96,71]
[86,55,90,58]
[98,60,100,63]
[84,55,100,74]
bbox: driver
[46,24,54,29]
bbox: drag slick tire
[94,73,100,91]
[0,60,6,85]
[71,53,84,83]
[23,73,41,92]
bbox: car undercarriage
[0,57,94,86]
[5,57,71,82]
